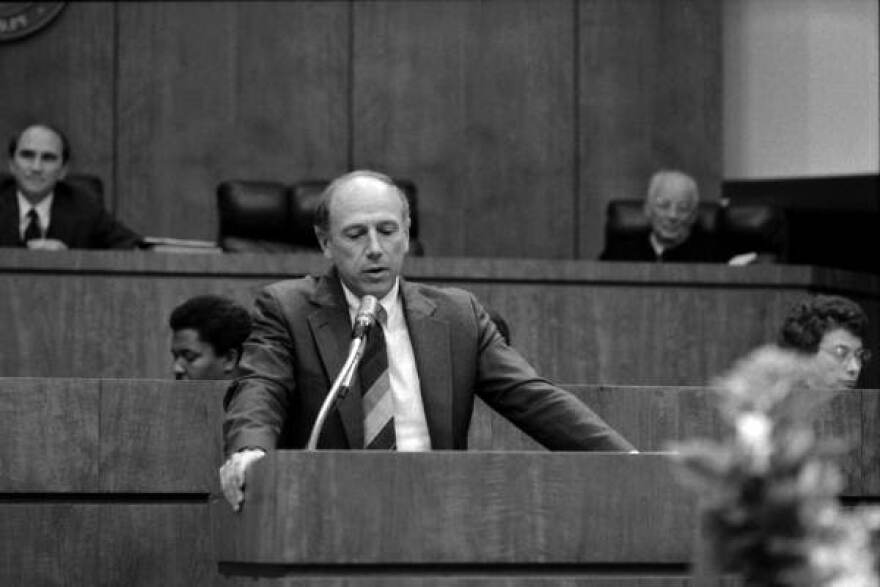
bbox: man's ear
[58,163,69,181]
[315,228,332,259]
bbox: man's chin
[20,186,53,201]
[356,277,394,299]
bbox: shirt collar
[341,278,402,326]
[17,190,54,226]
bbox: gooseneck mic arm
[306,295,380,450]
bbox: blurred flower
[669,345,879,586]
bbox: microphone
[352,295,380,339]
[305,294,380,450]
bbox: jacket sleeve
[470,295,636,452]
[90,204,142,249]
[222,287,295,455]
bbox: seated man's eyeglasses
[821,344,872,364]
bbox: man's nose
[173,358,187,377]
[365,230,383,257]
[845,355,862,374]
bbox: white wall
[723,0,879,179]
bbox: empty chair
[216,180,305,253]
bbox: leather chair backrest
[216,180,306,253]
[718,202,788,262]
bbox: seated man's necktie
[23,209,41,244]
[360,305,395,450]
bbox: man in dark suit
[220,170,635,510]
[0,123,140,250]
[599,169,721,263]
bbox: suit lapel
[307,270,363,448]
[46,184,75,243]
[402,281,454,449]
[0,187,22,245]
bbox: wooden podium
[212,451,697,585]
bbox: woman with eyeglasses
[778,294,871,389]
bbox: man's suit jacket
[223,269,635,454]
[0,181,141,249]
[599,227,722,263]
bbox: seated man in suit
[220,170,635,510]
[1,123,141,250]
[600,169,721,262]
[778,294,871,389]
[170,294,253,380]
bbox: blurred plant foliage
[669,345,880,586]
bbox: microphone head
[352,295,380,338]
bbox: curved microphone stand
[305,335,369,450]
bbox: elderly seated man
[600,169,722,263]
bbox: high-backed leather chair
[718,202,788,263]
[217,178,424,255]
[217,180,306,253]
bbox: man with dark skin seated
[170,294,253,381]
[219,170,636,510]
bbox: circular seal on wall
[0,2,66,42]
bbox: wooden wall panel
[578,0,722,258]
[0,3,115,206]
[0,378,99,491]
[115,1,350,241]
[99,504,214,586]
[0,1,721,260]
[1,251,878,388]
[352,0,577,258]
[0,504,99,586]
[99,379,225,492]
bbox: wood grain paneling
[99,379,225,492]
[99,503,214,587]
[1,250,878,387]
[469,385,876,495]
[115,1,350,241]
[0,378,99,491]
[215,452,694,564]
[0,504,99,586]
[578,0,722,258]
[0,3,115,206]
[2,1,722,260]
[352,0,577,258]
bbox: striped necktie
[360,304,395,450]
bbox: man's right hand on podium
[219,448,266,511]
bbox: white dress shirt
[17,191,54,241]
[342,280,432,451]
